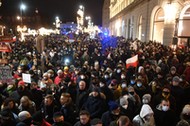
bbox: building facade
[103,0,190,46]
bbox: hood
[140,104,154,118]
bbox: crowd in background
[0,33,190,126]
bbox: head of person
[170,66,176,75]
[109,101,120,115]
[142,94,151,104]
[30,81,38,90]
[138,66,144,74]
[162,87,171,99]
[3,98,16,110]
[43,73,49,81]
[121,81,127,89]
[136,79,143,87]
[140,104,154,122]
[47,69,54,78]
[117,116,130,126]
[17,80,25,92]
[79,110,90,125]
[20,96,31,107]
[109,79,118,90]
[160,99,170,112]
[130,76,136,85]
[172,76,180,86]
[120,97,128,110]
[18,111,32,123]
[91,87,100,97]
[91,118,102,126]
[53,112,64,124]
[60,93,72,106]
[44,94,54,106]
[128,86,135,96]
[57,69,63,77]
[64,66,69,73]
[79,80,86,90]
[181,104,190,123]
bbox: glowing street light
[20,3,26,26]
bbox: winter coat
[154,104,176,126]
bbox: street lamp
[20,3,26,26]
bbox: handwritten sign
[22,73,31,83]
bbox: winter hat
[110,79,118,86]
[18,80,25,86]
[18,111,31,121]
[108,101,119,111]
[173,76,180,82]
[91,87,100,93]
[142,94,151,102]
[91,118,102,125]
[182,104,190,115]
[140,104,154,118]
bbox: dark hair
[79,110,90,117]
[45,94,54,101]
[118,116,130,126]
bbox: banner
[0,36,16,43]
[0,44,12,52]
[0,65,13,83]
[126,55,138,68]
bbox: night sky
[0,0,104,26]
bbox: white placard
[22,73,31,83]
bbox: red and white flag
[126,55,138,68]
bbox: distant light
[79,5,84,9]
[17,16,21,20]
[20,3,26,10]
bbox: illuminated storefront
[103,0,190,46]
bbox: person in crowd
[29,81,43,110]
[133,79,149,99]
[16,111,32,126]
[9,80,32,104]
[1,97,20,115]
[54,70,64,85]
[59,92,78,124]
[119,96,134,121]
[0,107,18,126]
[84,87,106,119]
[108,79,121,100]
[127,86,141,110]
[18,96,36,115]
[133,104,155,126]
[101,101,120,126]
[74,110,91,126]
[179,104,190,124]
[154,99,176,126]
[32,111,52,126]
[170,76,185,115]
[41,94,59,124]
[184,62,190,83]
[153,86,176,111]
[52,112,72,126]
[75,80,89,110]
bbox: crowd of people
[0,33,190,126]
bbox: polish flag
[126,55,138,68]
